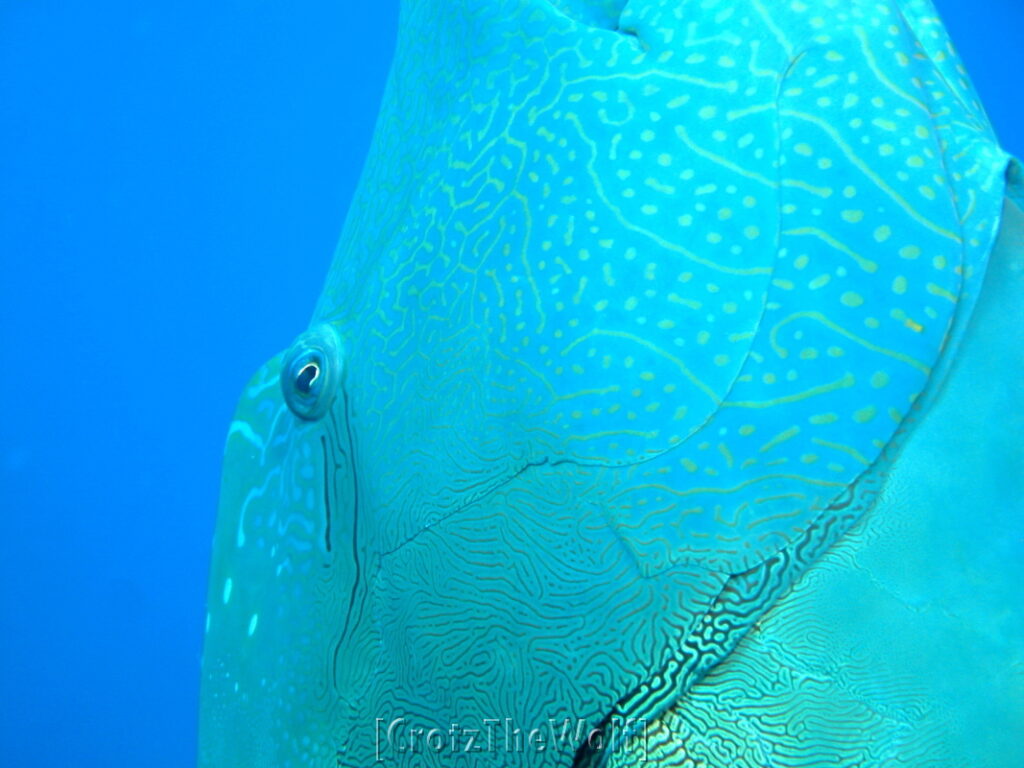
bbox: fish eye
[295,362,320,394]
[281,323,343,421]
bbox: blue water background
[0,3,1020,767]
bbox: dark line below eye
[341,395,362,634]
[320,436,332,553]
[332,398,363,687]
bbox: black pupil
[296,362,320,395]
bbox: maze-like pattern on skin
[199,1,1019,766]
[573,479,867,767]
[318,0,1008,576]
[609,197,1024,767]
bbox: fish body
[199,2,1022,766]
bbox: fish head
[200,2,1016,766]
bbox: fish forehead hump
[200,1,1018,766]
[314,0,1010,576]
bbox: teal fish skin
[199,1,1021,766]
[608,196,1024,768]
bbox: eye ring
[281,323,343,421]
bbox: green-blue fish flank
[199,1,1023,766]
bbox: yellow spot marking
[927,282,957,303]
[771,312,929,373]
[485,269,505,307]
[718,443,735,468]
[840,291,864,307]
[563,330,720,404]
[760,426,800,453]
[561,113,766,276]
[673,125,779,190]
[779,109,962,243]
[853,405,877,423]
[572,276,588,304]
[784,227,878,273]
[781,178,834,198]
[602,263,615,287]
[726,374,855,409]
[615,473,845,505]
